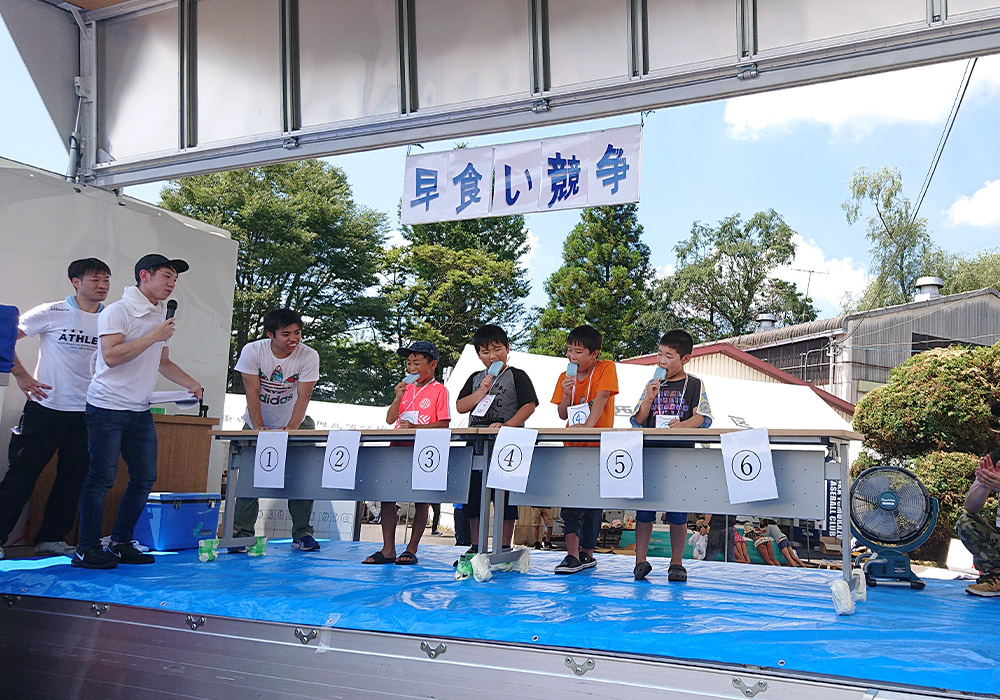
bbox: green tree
[529,204,657,359]
[381,213,532,371]
[667,210,815,339]
[842,166,931,309]
[159,161,390,401]
[921,248,1000,295]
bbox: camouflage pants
[955,512,1000,573]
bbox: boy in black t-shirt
[629,329,713,582]
[456,325,538,551]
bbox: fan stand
[856,550,926,590]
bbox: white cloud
[725,55,1000,140]
[944,179,1000,227]
[654,263,675,279]
[520,229,540,267]
[385,228,407,247]
[773,234,870,317]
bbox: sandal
[668,563,687,582]
[363,551,396,565]
[634,561,653,581]
[395,550,419,565]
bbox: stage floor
[1,540,997,696]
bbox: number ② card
[321,430,361,490]
[486,427,538,493]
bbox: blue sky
[3,17,999,319]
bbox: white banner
[599,430,644,498]
[400,125,641,224]
[253,431,288,489]
[486,427,538,493]
[721,428,779,504]
[321,430,361,490]
[411,429,452,491]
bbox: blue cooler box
[134,492,221,551]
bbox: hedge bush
[853,343,1000,460]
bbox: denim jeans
[561,507,602,550]
[78,404,158,549]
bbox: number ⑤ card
[486,427,538,493]
[599,430,644,498]
[411,429,452,491]
[321,430,361,490]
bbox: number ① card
[411,429,452,491]
[486,427,538,493]
[321,430,361,490]
[599,430,644,498]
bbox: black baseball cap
[134,254,190,282]
[397,340,440,362]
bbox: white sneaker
[35,541,76,556]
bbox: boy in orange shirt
[550,325,618,574]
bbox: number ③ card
[486,427,538,493]
[321,430,361,490]
[599,430,644,498]
[721,427,779,503]
[411,429,452,491]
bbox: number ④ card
[486,427,538,493]
[411,429,452,491]
[599,430,644,498]
[321,430,361,490]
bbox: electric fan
[850,465,938,590]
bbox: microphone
[165,300,178,320]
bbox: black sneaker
[533,541,542,549]
[579,552,597,569]
[555,555,585,574]
[107,541,155,565]
[71,545,118,569]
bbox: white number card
[253,431,288,488]
[321,430,361,490]
[486,427,539,493]
[599,430,644,498]
[654,414,679,428]
[411,429,452,491]
[721,428,779,503]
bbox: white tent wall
[0,159,238,511]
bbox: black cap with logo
[134,254,190,282]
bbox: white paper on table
[253,431,288,488]
[411,429,452,491]
[321,430,361,489]
[150,390,199,407]
[720,427,779,503]
[599,430,644,498]
[486,427,538,493]
[654,414,679,428]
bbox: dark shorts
[637,510,687,524]
[463,470,519,520]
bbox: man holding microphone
[73,254,202,569]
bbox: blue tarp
[2,541,997,695]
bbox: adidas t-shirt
[18,297,102,412]
[235,339,320,429]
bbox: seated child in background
[687,519,708,560]
[363,341,449,566]
[761,518,805,566]
[456,324,538,553]
[741,518,780,566]
[733,525,750,563]
[630,329,713,582]
[551,325,618,575]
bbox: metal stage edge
[1,593,989,700]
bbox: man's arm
[966,454,1000,513]
[582,390,612,428]
[101,320,174,367]
[158,347,203,399]
[284,380,316,430]
[241,372,266,430]
[10,330,52,400]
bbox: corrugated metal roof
[715,287,1000,349]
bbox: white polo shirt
[18,296,103,412]
[87,286,169,412]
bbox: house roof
[622,341,856,417]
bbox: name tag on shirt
[399,410,419,425]
[655,414,680,428]
[471,394,496,417]
[568,402,591,426]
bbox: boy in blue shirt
[630,329,712,582]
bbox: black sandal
[668,563,688,582]
[363,551,396,565]
[395,550,419,565]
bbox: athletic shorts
[530,507,553,527]
[637,510,687,524]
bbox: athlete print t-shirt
[235,338,320,429]
[630,373,713,428]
